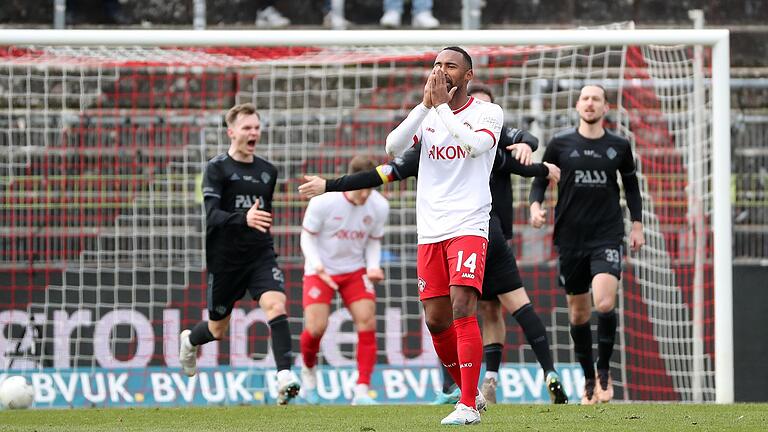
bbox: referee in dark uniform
[179,103,300,405]
[297,84,568,405]
[529,84,644,405]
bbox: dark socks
[596,309,618,371]
[513,303,556,374]
[269,314,293,371]
[189,321,216,346]
[483,343,503,374]
[570,322,595,380]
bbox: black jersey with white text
[530,128,639,250]
[202,153,278,272]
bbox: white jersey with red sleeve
[415,97,504,244]
[301,190,389,276]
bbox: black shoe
[546,371,569,404]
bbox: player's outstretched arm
[298,146,420,198]
[297,175,327,199]
[502,128,538,165]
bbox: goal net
[0,29,728,406]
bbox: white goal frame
[0,28,733,404]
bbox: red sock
[430,323,462,390]
[356,330,376,385]
[300,330,321,368]
[454,316,482,408]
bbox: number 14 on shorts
[456,250,477,278]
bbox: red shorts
[302,268,376,307]
[416,235,487,301]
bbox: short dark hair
[442,46,472,70]
[468,82,494,103]
[348,155,376,174]
[225,103,260,127]
[581,84,608,102]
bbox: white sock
[484,371,499,381]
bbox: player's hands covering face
[429,66,457,107]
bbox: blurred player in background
[529,84,644,404]
[299,156,390,406]
[179,103,300,405]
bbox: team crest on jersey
[606,147,617,160]
[363,215,373,225]
[417,277,426,293]
[261,171,272,184]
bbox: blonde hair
[225,103,260,127]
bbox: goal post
[0,28,733,404]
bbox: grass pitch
[1,403,767,431]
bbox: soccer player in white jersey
[385,47,503,425]
[299,156,390,406]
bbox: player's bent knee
[263,300,287,318]
[594,299,616,314]
[569,309,591,325]
[425,316,452,334]
[306,324,327,338]
[478,300,500,317]
[355,316,376,332]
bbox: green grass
[1,404,767,432]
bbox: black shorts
[481,215,523,301]
[557,244,623,295]
[206,249,285,321]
